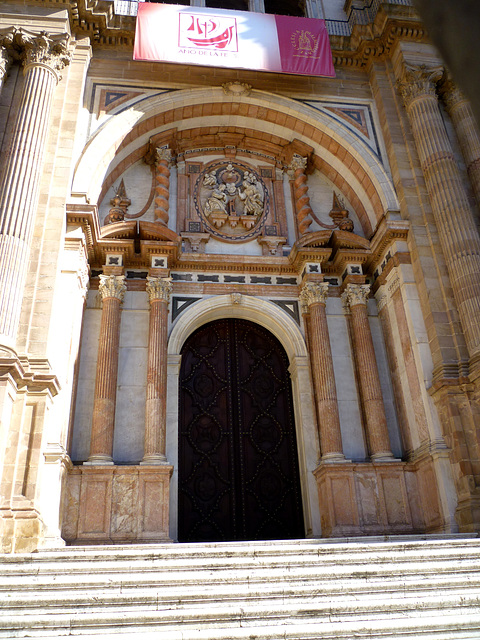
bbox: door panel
[178,319,304,542]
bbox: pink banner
[133,3,335,78]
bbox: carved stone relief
[194,161,269,242]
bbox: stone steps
[1,536,480,639]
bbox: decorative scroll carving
[98,275,126,303]
[21,31,71,78]
[154,147,173,226]
[222,81,252,96]
[146,277,172,304]
[397,64,443,110]
[104,179,130,225]
[290,155,313,235]
[195,161,268,242]
[299,282,329,308]
[341,283,370,308]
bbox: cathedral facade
[1,0,480,553]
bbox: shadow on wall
[413,0,480,127]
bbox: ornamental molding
[397,64,444,110]
[98,274,126,302]
[374,286,388,313]
[290,155,308,172]
[146,276,172,304]
[299,282,329,309]
[341,283,370,309]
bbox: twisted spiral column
[87,275,126,465]
[398,64,480,374]
[342,284,394,461]
[290,155,313,235]
[142,277,172,464]
[0,29,71,349]
[300,282,344,460]
[154,147,172,226]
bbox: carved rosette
[342,283,370,309]
[146,277,172,304]
[154,147,173,226]
[290,155,313,235]
[299,282,329,310]
[222,81,252,96]
[99,275,126,303]
[397,64,443,111]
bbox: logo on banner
[291,30,320,58]
[179,13,238,51]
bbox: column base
[62,464,173,545]
[84,455,114,466]
[320,453,350,463]
[371,452,397,462]
[140,454,168,465]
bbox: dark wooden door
[178,318,304,542]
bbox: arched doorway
[178,318,305,542]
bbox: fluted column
[154,147,172,225]
[0,29,70,348]
[87,275,126,465]
[342,284,393,460]
[142,276,172,464]
[440,77,480,212]
[300,282,344,460]
[398,64,480,372]
[290,155,313,235]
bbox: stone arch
[71,87,398,237]
[166,294,320,540]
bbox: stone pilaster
[154,147,172,226]
[440,76,480,213]
[300,282,344,461]
[342,284,394,461]
[290,155,313,236]
[0,29,71,349]
[87,275,126,465]
[398,64,480,377]
[142,277,172,465]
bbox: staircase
[1,536,480,639]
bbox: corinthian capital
[155,147,173,164]
[21,31,71,80]
[290,155,308,172]
[146,276,172,304]
[397,64,443,109]
[99,275,126,302]
[0,46,10,82]
[439,74,468,113]
[341,283,370,309]
[299,282,329,311]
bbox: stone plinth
[314,460,442,537]
[62,465,173,544]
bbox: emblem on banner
[179,13,238,51]
[290,30,320,58]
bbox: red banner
[133,3,335,78]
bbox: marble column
[300,282,344,460]
[398,64,480,373]
[87,275,126,465]
[142,276,172,465]
[0,29,70,349]
[342,283,394,460]
[440,77,480,212]
[154,147,172,226]
[290,155,313,235]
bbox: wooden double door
[178,318,304,542]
